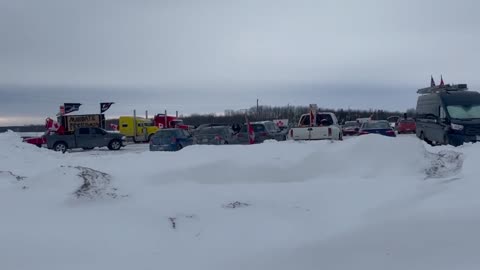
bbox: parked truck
[23,114,106,147]
[288,112,342,141]
[118,114,193,143]
[118,116,158,143]
[46,127,125,152]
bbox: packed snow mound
[1,132,480,270]
[161,135,445,184]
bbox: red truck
[153,114,193,130]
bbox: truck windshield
[447,105,480,119]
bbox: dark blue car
[358,120,396,137]
[149,128,194,151]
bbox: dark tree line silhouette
[181,105,416,127]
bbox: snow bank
[1,132,479,270]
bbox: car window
[253,124,265,132]
[198,128,222,135]
[300,115,310,126]
[155,130,177,138]
[363,121,390,129]
[264,122,279,132]
[91,128,105,135]
[316,114,333,126]
[78,128,90,135]
[343,122,358,127]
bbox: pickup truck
[288,112,343,141]
[46,127,126,152]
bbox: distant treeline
[0,106,415,132]
[181,105,416,127]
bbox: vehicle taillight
[359,131,369,135]
[386,130,395,135]
[215,135,222,140]
[328,128,332,136]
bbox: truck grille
[465,126,480,136]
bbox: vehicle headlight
[121,136,126,140]
[451,123,464,131]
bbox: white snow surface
[1,130,479,270]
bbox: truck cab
[118,116,158,143]
[288,112,342,141]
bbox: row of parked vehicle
[341,118,416,137]
[149,121,288,151]
[23,80,480,151]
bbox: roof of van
[437,90,480,105]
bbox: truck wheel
[108,139,122,150]
[177,144,183,151]
[53,142,67,153]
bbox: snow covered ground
[1,131,479,270]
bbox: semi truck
[118,114,193,143]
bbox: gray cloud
[1,0,479,125]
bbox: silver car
[193,126,237,145]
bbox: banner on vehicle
[63,114,104,132]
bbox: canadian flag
[245,115,255,144]
[45,118,60,131]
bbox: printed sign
[65,115,102,132]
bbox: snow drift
[1,131,479,270]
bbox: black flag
[64,103,81,114]
[100,102,114,113]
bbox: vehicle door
[76,127,92,148]
[235,125,250,144]
[136,122,148,142]
[253,124,267,143]
[421,113,441,142]
[195,129,213,144]
[434,105,450,142]
[91,128,109,147]
[181,130,194,146]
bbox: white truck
[288,112,343,141]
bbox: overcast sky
[1,0,479,125]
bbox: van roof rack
[417,84,468,94]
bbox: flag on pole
[440,75,445,86]
[245,115,255,144]
[430,76,436,87]
[309,104,317,126]
[64,103,81,114]
[100,102,114,113]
